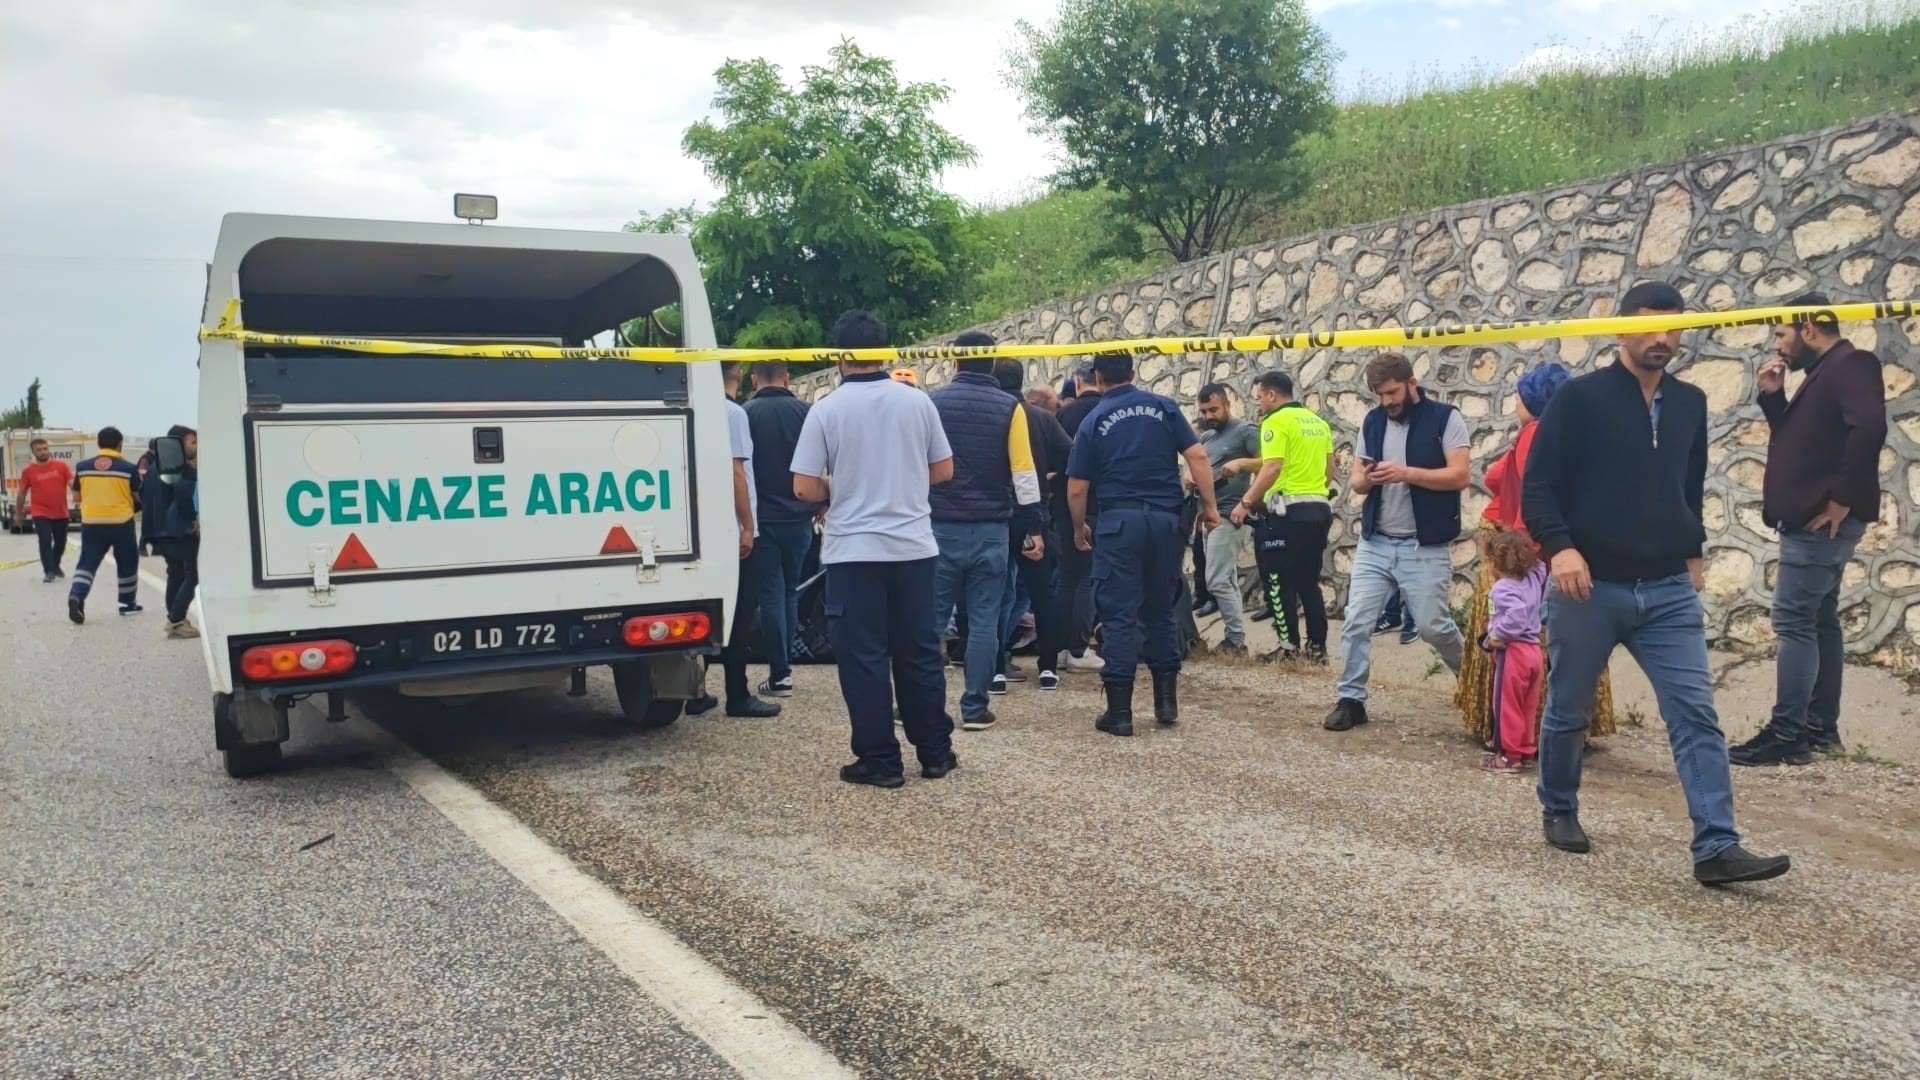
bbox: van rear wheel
[611,661,683,729]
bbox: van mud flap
[646,652,705,701]
[215,690,289,747]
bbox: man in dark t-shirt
[1191,383,1259,651]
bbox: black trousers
[1277,504,1333,652]
[155,536,200,623]
[1053,517,1096,655]
[1002,530,1066,676]
[1254,514,1287,642]
[721,542,771,703]
[34,517,69,575]
[826,558,953,774]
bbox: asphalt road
[4,534,1918,1079]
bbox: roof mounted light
[453,193,497,224]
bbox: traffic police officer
[1065,352,1220,736]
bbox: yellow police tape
[198,297,1917,365]
[0,559,38,573]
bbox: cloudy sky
[0,0,1810,432]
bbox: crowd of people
[32,425,200,638]
[723,280,1889,888]
[37,274,1886,890]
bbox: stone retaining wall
[796,112,1920,664]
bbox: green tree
[1011,0,1337,262]
[0,378,44,429]
[640,40,982,349]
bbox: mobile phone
[1358,455,1377,468]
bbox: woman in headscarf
[1455,362,1617,745]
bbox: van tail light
[622,612,712,648]
[240,639,358,682]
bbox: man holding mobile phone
[1731,292,1888,766]
[1325,353,1469,733]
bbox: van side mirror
[155,437,189,477]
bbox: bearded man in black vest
[1326,352,1469,732]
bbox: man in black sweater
[1731,293,1889,766]
[990,354,1074,690]
[1053,362,1105,670]
[746,361,824,699]
[1524,281,1789,887]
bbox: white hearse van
[194,214,736,777]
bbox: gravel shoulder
[376,640,1920,1079]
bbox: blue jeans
[1540,574,1739,862]
[998,545,1025,650]
[755,520,814,683]
[1337,536,1463,702]
[932,520,1010,719]
[1770,521,1865,744]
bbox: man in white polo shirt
[791,311,959,788]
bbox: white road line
[357,720,854,1080]
[142,561,851,1080]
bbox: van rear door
[248,404,697,583]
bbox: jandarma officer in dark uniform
[1065,351,1220,736]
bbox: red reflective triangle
[331,533,378,572]
[600,525,638,555]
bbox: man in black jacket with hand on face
[1730,293,1889,766]
[1524,280,1789,888]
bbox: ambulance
[194,214,737,777]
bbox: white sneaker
[1039,670,1059,691]
[758,677,794,698]
[1064,650,1104,673]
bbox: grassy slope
[957,5,1920,331]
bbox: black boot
[1151,671,1178,726]
[1095,681,1134,737]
